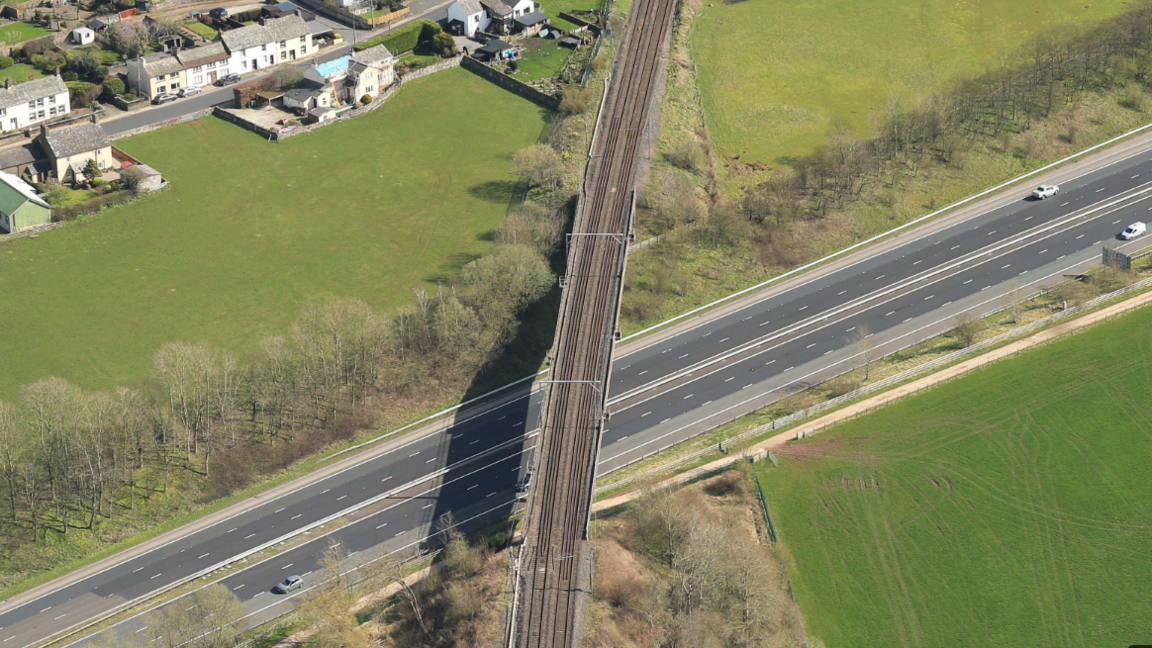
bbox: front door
[252,58,258,70]
[290,50,296,60]
[209,71,218,83]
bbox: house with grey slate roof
[0,74,70,133]
[127,15,311,97]
[38,118,114,185]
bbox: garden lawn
[0,63,42,85]
[693,0,1134,165]
[536,0,601,30]
[512,37,569,81]
[759,304,1152,648]
[0,67,547,399]
[0,21,50,45]
[183,21,219,40]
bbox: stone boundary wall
[109,107,215,140]
[557,11,602,36]
[460,55,560,111]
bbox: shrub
[101,77,124,96]
[66,80,100,107]
[431,31,454,54]
[360,94,372,105]
[0,56,13,70]
[558,87,592,116]
[667,138,704,171]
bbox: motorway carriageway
[10,144,1152,647]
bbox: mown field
[0,21,50,45]
[0,67,547,398]
[759,305,1152,647]
[692,0,1133,165]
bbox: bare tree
[953,312,986,347]
[851,323,879,381]
[513,144,564,190]
[144,584,244,648]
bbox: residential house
[447,0,536,37]
[266,14,313,63]
[0,75,70,133]
[0,171,51,233]
[38,119,114,185]
[222,15,311,74]
[0,142,51,184]
[283,80,332,113]
[126,52,186,99]
[176,41,231,87]
[345,44,394,102]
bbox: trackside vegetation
[759,304,1152,647]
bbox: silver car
[1031,184,1060,200]
[272,575,302,594]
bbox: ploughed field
[760,304,1152,648]
[0,68,547,398]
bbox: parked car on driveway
[1120,222,1146,240]
[209,7,228,18]
[180,85,202,97]
[215,73,241,86]
[152,93,178,105]
[1031,184,1060,200]
[272,575,303,594]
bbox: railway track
[512,0,677,645]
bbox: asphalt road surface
[8,136,1152,648]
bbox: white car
[1120,222,1146,240]
[179,85,202,97]
[1031,184,1060,200]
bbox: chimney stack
[54,66,60,77]
[39,123,47,139]
[90,113,98,124]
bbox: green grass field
[759,305,1152,647]
[0,68,547,399]
[692,0,1133,165]
[0,21,50,45]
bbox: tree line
[742,1,1152,231]
[0,206,565,550]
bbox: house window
[0,108,5,116]
[194,75,203,84]
[299,35,305,43]
[261,44,267,51]
[36,110,44,119]
[158,85,166,92]
[49,95,56,104]
[280,40,286,47]
[171,82,181,89]
[27,100,35,109]
[36,98,44,107]
[208,61,216,68]
[194,65,203,72]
